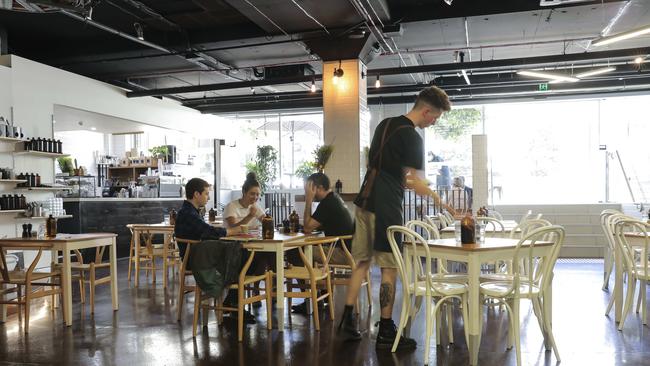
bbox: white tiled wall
[494,203,622,257]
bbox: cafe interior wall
[0,54,230,269]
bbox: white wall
[0,54,233,268]
[55,130,105,177]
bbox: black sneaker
[291,301,309,315]
[230,310,256,324]
[338,307,362,341]
[375,319,417,350]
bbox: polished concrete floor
[0,259,648,365]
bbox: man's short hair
[307,172,330,190]
[414,86,451,112]
[185,177,210,200]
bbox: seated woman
[224,172,265,230]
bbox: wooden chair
[128,227,180,287]
[176,237,200,322]
[70,246,111,314]
[325,235,372,313]
[126,225,150,282]
[0,247,63,333]
[193,244,273,342]
[283,237,337,331]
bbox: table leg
[276,246,285,331]
[614,244,622,322]
[62,248,73,326]
[163,233,169,288]
[0,282,6,322]
[110,237,119,311]
[467,254,481,366]
[134,229,140,287]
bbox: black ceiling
[0,0,645,113]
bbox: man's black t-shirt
[312,192,354,237]
[354,116,424,212]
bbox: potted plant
[57,157,74,176]
[148,145,169,162]
[245,145,278,193]
[314,144,334,173]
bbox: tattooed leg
[379,268,397,318]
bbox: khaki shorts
[351,207,397,268]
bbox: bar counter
[59,197,184,258]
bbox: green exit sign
[538,83,549,91]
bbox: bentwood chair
[600,209,622,290]
[387,225,468,365]
[479,225,565,366]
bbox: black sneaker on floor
[291,301,309,315]
[375,319,417,350]
[337,308,362,342]
[229,310,256,324]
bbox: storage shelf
[0,179,27,184]
[13,151,69,158]
[109,165,157,169]
[15,186,71,191]
[0,136,27,143]
[0,210,26,214]
[15,215,73,220]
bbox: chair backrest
[176,237,200,272]
[0,249,10,282]
[502,225,565,298]
[613,217,650,278]
[406,219,440,240]
[387,225,432,299]
[288,236,340,275]
[476,217,505,237]
[443,211,455,226]
[437,213,452,228]
[489,209,504,221]
[518,210,533,226]
[508,211,542,239]
[517,218,552,238]
[423,214,442,230]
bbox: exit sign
[538,83,549,91]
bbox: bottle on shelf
[460,209,476,245]
[19,194,26,209]
[208,208,216,223]
[35,173,40,187]
[56,140,63,154]
[289,210,300,234]
[335,179,343,194]
[46,215,57,238]
[262,212,274,239]
[169,209,177,226]
[22,224,29,238]
[35,138,43,152]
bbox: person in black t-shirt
[339,86,454,350]
[303,172,354,263]
[291,172,355,315]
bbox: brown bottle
[46,214,57,238]
[262,213,274,239]
[169,209,177,226]
[289,210,299,234]
[208,208,216,223]
[460,210,475,244]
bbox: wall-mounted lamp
[134,23,144,41]
[333,60,344,85]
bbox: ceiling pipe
[127,46,650,97]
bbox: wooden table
[0,233,118,326]
[404,237,554,366]
[225,230,314,331]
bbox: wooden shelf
[0,179,27,184]
[15,215,73,220]
[15,186,71,191]
[13,151,70,158]
[0,136,27,143]
[0,210,26,214]
[109,165,157,169]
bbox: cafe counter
[59,197,184,258]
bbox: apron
[373,170,404,253]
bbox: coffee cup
[241,224,249,234]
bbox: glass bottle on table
[289,210,300,234]
[169,209,177,226]
[262,212,274,239]
[460,209,476,245]
[46,215,57,238]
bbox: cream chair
[600,209,622,291]
[479,225,565,366]
[612,217,650,330]
[387,225,468,365]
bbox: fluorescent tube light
[575,66,616,78]
[517,70,579,83]
[592,24,650,47]
[461,70,471,85]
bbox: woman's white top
[223,199,265,228]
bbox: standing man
[339,86,453,349]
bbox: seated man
[292,172,354,314]
[174,177,239,257]
[175,178,257,323]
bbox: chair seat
[480,273,530,282]
[5,270,61,284]
[284,266,328,280]
[410,279,468,297]
[71,262,110,270]
[632,266,650,280]
[432,272,468,283]
[479,281,541,298]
